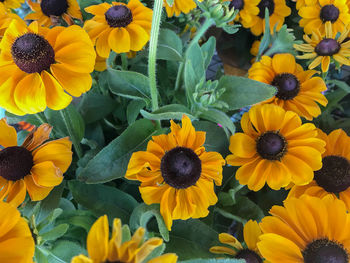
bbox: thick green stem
[148,0,163,112]
[187,18,214,52]
[60,109,83,159]
[121,53,128,70]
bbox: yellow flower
[25,0,82,27]
[294,0,305,10]
[250,40,261,58]
[210,220,265,262]
[299,0,350,35]
[71,215,178,263]
[248,53,328,120]
[288,129,350,211]
[0,3,22,37]
[0,201,35,262]
[125,115,225,230]
[0,20,96,115]
[241,0,291,36]
[258,195,350,262]
[164,0,197,17]
[0,0,24,10]
[294,21,350,73]
[222,0,260,23]
[226,104,326,191]
[94,53,107,72]
[0,119,72,207]
[84,0,152,58]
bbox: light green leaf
[40,224,69,241]
[199,109,235,135]
[141,104,195,121]
[157,29,183,61]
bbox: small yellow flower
[71,215,178,263]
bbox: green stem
[34,112,47,125]
[60,109,83,159]
[215,208,247,224]
[187,18,214,52]
[148,0,163,112]
[174,62,184,91]
[121,53,128,70]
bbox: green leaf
[186,43,205,82]
[107,69,151,103]
[77,119,158,183]
[166,0,174,6]
[327,79,350,92]
[141,104,195,121]
[257,8,271,60]
[51,240,87,262]
[36,245,67,263]
[68,180,138,222]
[218,76,276,110]
[57,210,96,232]
[40,224,69,241]
[37,208,63,232]
[180,259,244,263]
[127,100,146,124]
[157,29,183,61]
[78,92,116,124]
[201,37,216,70]
[129,203,169,242]
[184,60,198,95]
[199,109,235,135]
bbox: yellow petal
[0,118,17,147]
[31,161,64,187]
[87,215,109,262]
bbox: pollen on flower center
[303,239,349,263]
[160,147,202,189]
[235,249,263,263]
[40,0,69,17]
[256,131,287,160]
[258,0,275,18]
[314,155,350,193]
[229,0,244,11]
[105,5,133,28]
[315,38,341,56]
[272,73,300,100]
[0,146,33,181]
[11,33,55,74]
[320,4,340,23]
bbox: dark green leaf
[327,79,350,92]
[127,100,146,124]
[199,109,235,135]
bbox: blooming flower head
[226,104,326,191]
[294,21,350,72]
[210,220,265,262]
[258,195,350,262]
[125,115,225,230]
[84,0,152,58]
[288,129,350,211]
[0,119,72,207]
[0,20,96,115]
[241,0,291,36]
[299,0,350,35]
[227,0,260,23]
[248,53,328,120]
[0,201,35,262]
[164,0,197,17]
[71,215,178,263]
[25,0,82,27]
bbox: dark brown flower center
[314,155,350,194]
[229,0,244,11]
[256,131,287,160]
[11,33,55,74]
[161,147,201,189]
[40,0,68,17]
[258,0,275,18]
[320,4,340,23]
[105,5,133,28]
[303,239,348,263]
[0,146,33,181]
[272,73,300,100]
[315,38,340,56]
[235,249,263,263]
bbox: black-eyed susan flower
[258,195,350,262]
[0,201,35,262]
[84,0,152,58]
[294,21,350,73]
[71,215,178,263]
[0,20,96,115]
[25,0,82,27]
[226,104,326,191]
[210,220,264,262]
[164,0,197,17]
[125,115,225,230]
[0,0,24,10]
[248,53,328,120]
[0,119,72,207]
[288,129,350,211]
[299,0,350,35]
[241,0,291,36]
[223,0,260,23]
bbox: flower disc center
[272,73,300,100]
[235,249,263,263]
[161,147,202,189]
[256,131,286,160]
[11,33,55,74]
[303,239,348,263]
[229,0,244,11]
[314,155,350,193]
[40,0,69,17]
[105,5,133,28]
[315,38,341,56]
[258,0,275,18]
[320,4,340,23]
[0,146,33,181]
